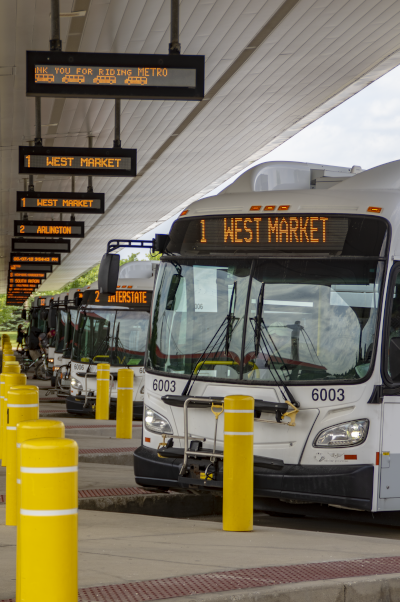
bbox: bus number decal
[153,378,176,393]
[312,388,344,402]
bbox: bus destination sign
[84,289,152,309]
[10,253,61,264]
[14,221,84,239]
[9,272,47,279]
[26,51,204,101]
[174,215,350,254]
[10,264,52,273]
[16,191,105,214]
[19,146,137,177]
[12,238,71,253]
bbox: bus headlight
[144,406,172,435]
[70,378,83,391]
[314,419,369,448]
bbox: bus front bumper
[133,445,374,511]
[66,394,143,420]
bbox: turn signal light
[367,207,382,213]
[250,205,262,211]
[264,205,276,211]
[278,205,290,211]
[180,210,188,216]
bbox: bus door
[381,267,400,498]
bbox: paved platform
[2,508,400,601]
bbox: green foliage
[145,251,161,261]
[0,295,27,332]
[120,252,141,265]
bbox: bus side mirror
[74,292,83,308]
[21,309,26,320]
[153,234,170,254]
[98,253,120,294]
[389,337,400,381]
[40,308,48,321]
[48,307,57,329]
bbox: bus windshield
[73,307,149,367]
[55,309,68,353]
[147,257,384,383]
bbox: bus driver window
[388,272,400,382]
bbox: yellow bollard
[16,420,65,602]
[2,372,26,466]
[6,386,39,526]
[0,364,21,462]
[223,395,254,532]
[116,369,134,438]
[20,438,78,602]
[96,363,110,420]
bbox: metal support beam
[87,136,94,193]
[113,99,121,148]
[169,0,181,55]
[50,0,62,51]
[34,97,42,146]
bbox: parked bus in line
[67,261,156,419]
[134,159,400,516]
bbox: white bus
[134,159,400,514]
[67,262,156,419]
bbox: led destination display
[9,272,47,279]
[14,221,84,238]
[19,146,136,177]
[171,214,381,255]
[27,51,204,100]
[84,289,152,309]
[12,239,71,253]
[10,264,52,273]
[16,192,105,214]
[11,254,61,264]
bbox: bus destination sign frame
[14,220,85,239]
[19,146,137,177]
[26,51,205,101]
[10,253,61,264]
[12,238,71,253]
[16,191,105,214]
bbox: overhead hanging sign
[19,146,137,177]
[9,271,47,279]
[10,253,61,264]
[12,238,71,253]
[26,51,204,101]
[10,263,53,273]
[14,220,85,238]
[16,191,105,214]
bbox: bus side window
[387,272,400,382]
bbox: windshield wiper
[250,286,299,408]
[182,282,239,396]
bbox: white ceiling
[2,0,400,294]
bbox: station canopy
[2,0,400,293]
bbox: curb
[78,491,222,517]
[156,573,400,602]
[79,452,133,466]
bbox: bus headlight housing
[314,419,369,448]
[144,406,172,435]
[70,377,83,391]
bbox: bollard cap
[97,363,110,371]
[4,373,25,386]
[8,385,39,405]
[17,419,65,445]
[3,365,21,375]
[21,438,78,468]
[224,395,255,411]
[118,368,134,385]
